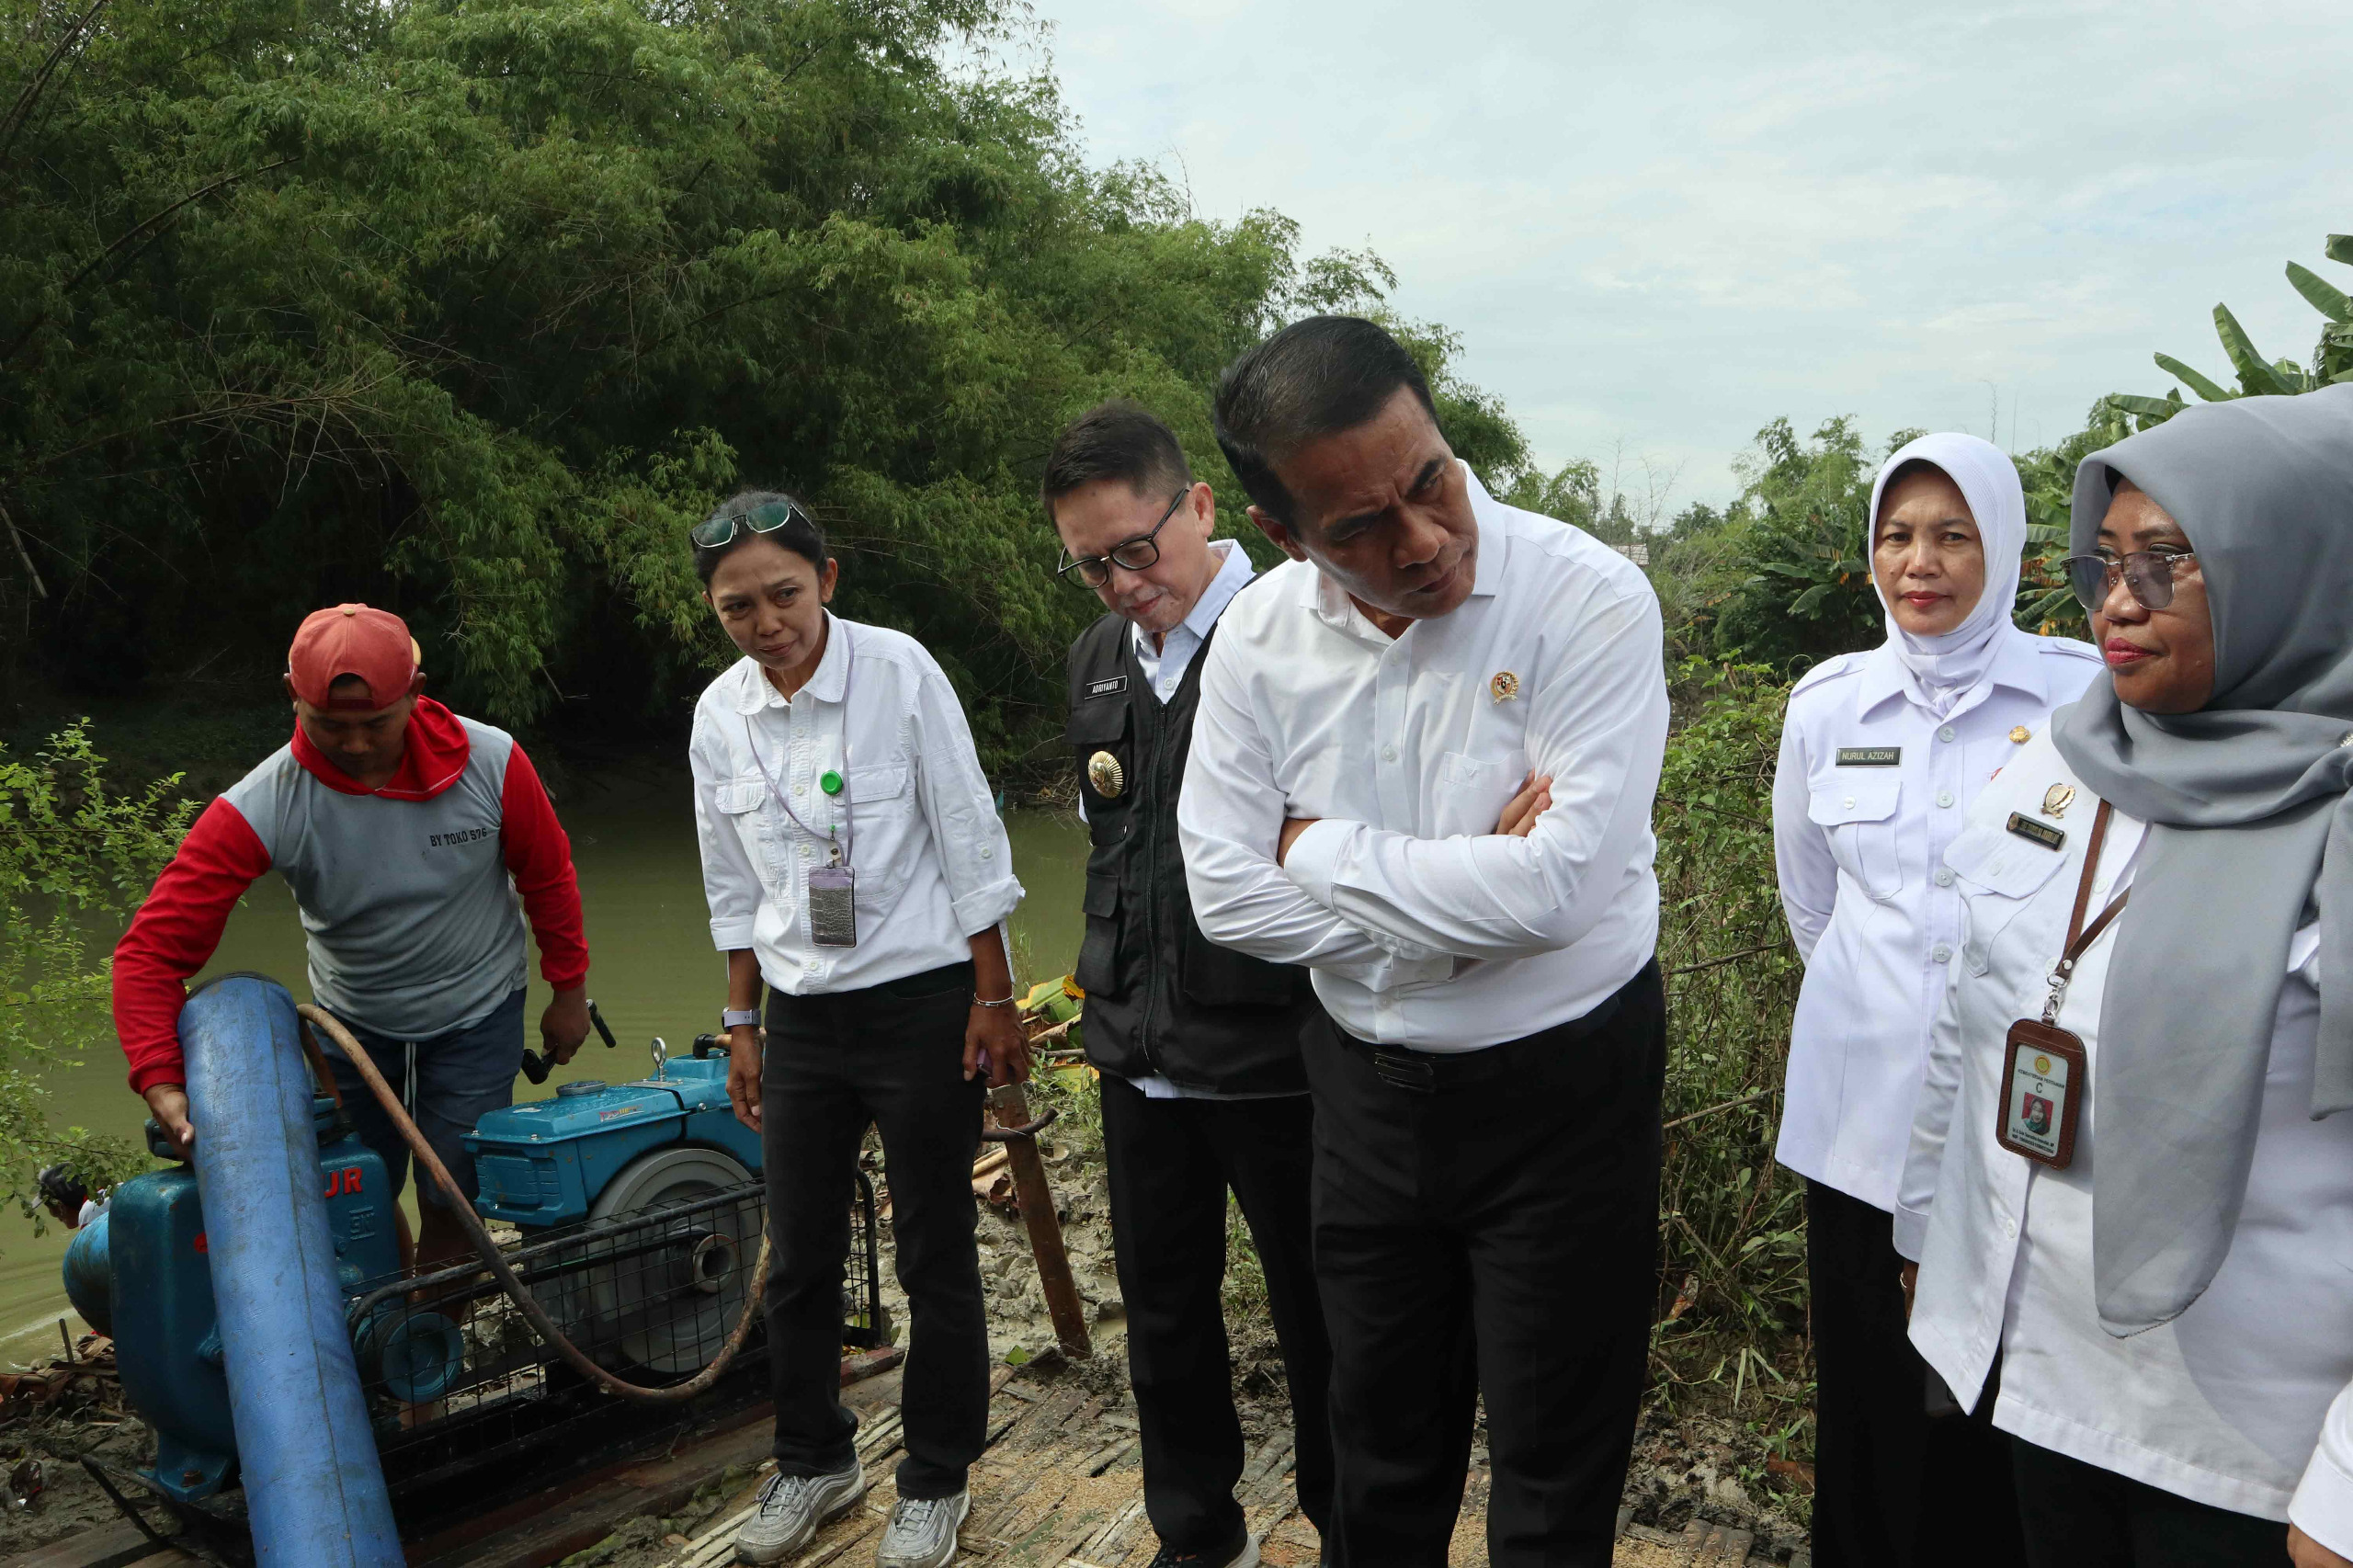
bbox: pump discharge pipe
[181,975,402,1566]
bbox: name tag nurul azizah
[1836,747,1901,767]
[1085,675,1128,699]
[2006,812,2066,851]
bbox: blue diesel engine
[67,1037,883,1513]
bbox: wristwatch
[720,1008,761,1029]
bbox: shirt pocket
[1945,823,2068,976]
[847,764,908,806]
[1432,748,1530,838]
[1808,775,1904,901]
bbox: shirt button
[1935,867,1955,888]
[980,846,993,860]
[1932,943,1953,963]
[1938,724,1957,743]
[1381,744,1398,763]
[1843,796,1857,810]
[2004,1216,2018,1238]
[1936,790,1956,808]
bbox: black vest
[1064,611,1310,1095]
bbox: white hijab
[1866,432,2029,718]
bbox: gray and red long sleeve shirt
[113,698,589,1095]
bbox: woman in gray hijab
[1893,383,2353,1567]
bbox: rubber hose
[298,1004,770,1404]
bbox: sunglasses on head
[691,499,813,551]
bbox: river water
[0,768,1088,1365]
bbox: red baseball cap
[288,604,421,711]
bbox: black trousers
[2012,1439,2289,1567]
[1303,960,1666,1568]
[761,964,988,1501]
[1100,1073,1335,1553]
[1804,1179,2024,1568]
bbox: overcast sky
[1016,0,2353,510]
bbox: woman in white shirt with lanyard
[686,493,1028,1568]
[1773,432,2099,1568]
[1897,385,2353,1567]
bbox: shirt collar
[728,612,850,714]
[1855,624,2052,717]
[1132,540,1256,656]
[1461,460,1506,600]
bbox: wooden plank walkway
[3,1358,1798,1568]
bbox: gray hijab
[2052,381,2353,1337]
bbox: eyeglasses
[1055,490,1188,589]
[2061,550,2199,613]
[690,498,812,550]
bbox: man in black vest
[1045,401,1331,1568]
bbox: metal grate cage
[342,1171,885,1503]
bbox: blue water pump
[64,1001,792,1517]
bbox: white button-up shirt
[690,615,1023,994]
[1899,730,2353,1537]
[1177,466,1667,1050]
[1773,631,2100,1210]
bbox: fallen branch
[1661,1086,1776,1132]
[1667,941,1784,978]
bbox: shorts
[320,987,526,1212]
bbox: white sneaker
[734,1460,866,1564]
[874,1489,970,1568]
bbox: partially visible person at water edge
[110,603,592,1268]
[1898,384,2353,1568]
[1178,316,1669,1567]
[1772,433,2098,1567]
[1045,400,1332,1568]
[687,492,1027,1568]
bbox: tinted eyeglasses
[2061,550,2199,613]
[690,498,813,550]
[1055,490,1188,589]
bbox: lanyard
[743,622,856,868]
[2041,799,2131,1025]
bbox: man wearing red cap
[113,604,591,1267]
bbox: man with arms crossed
[1046,401,1331,1568]
[1179,318,1669,1566]
[114,604,592,1267]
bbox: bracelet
[972,993,1018,1009]
[720,1007,761,1029]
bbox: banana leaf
[2153,354,2234,405]
[2288,261,2352,324]
[2213,303,2298,396]
[2328,234,2353,267]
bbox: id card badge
[808,862,858,948]
[1997,1018,2086,1169]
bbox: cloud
[1027,0,2353,504]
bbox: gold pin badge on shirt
[1087,751,1126,799]
[2041,783,2075,819]
[2010,726,2030,744]
[1490,671,1519,702]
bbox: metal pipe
[181,975,401,1566]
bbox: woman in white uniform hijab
[1900,385,2353,1568]
[1773,434,2100,1566]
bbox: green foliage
[2124,228,2353,416]
[1648,663,1807,1433]
[0,0,1529,777]
[0,722,194,1237]
[1675,416,1887,668]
